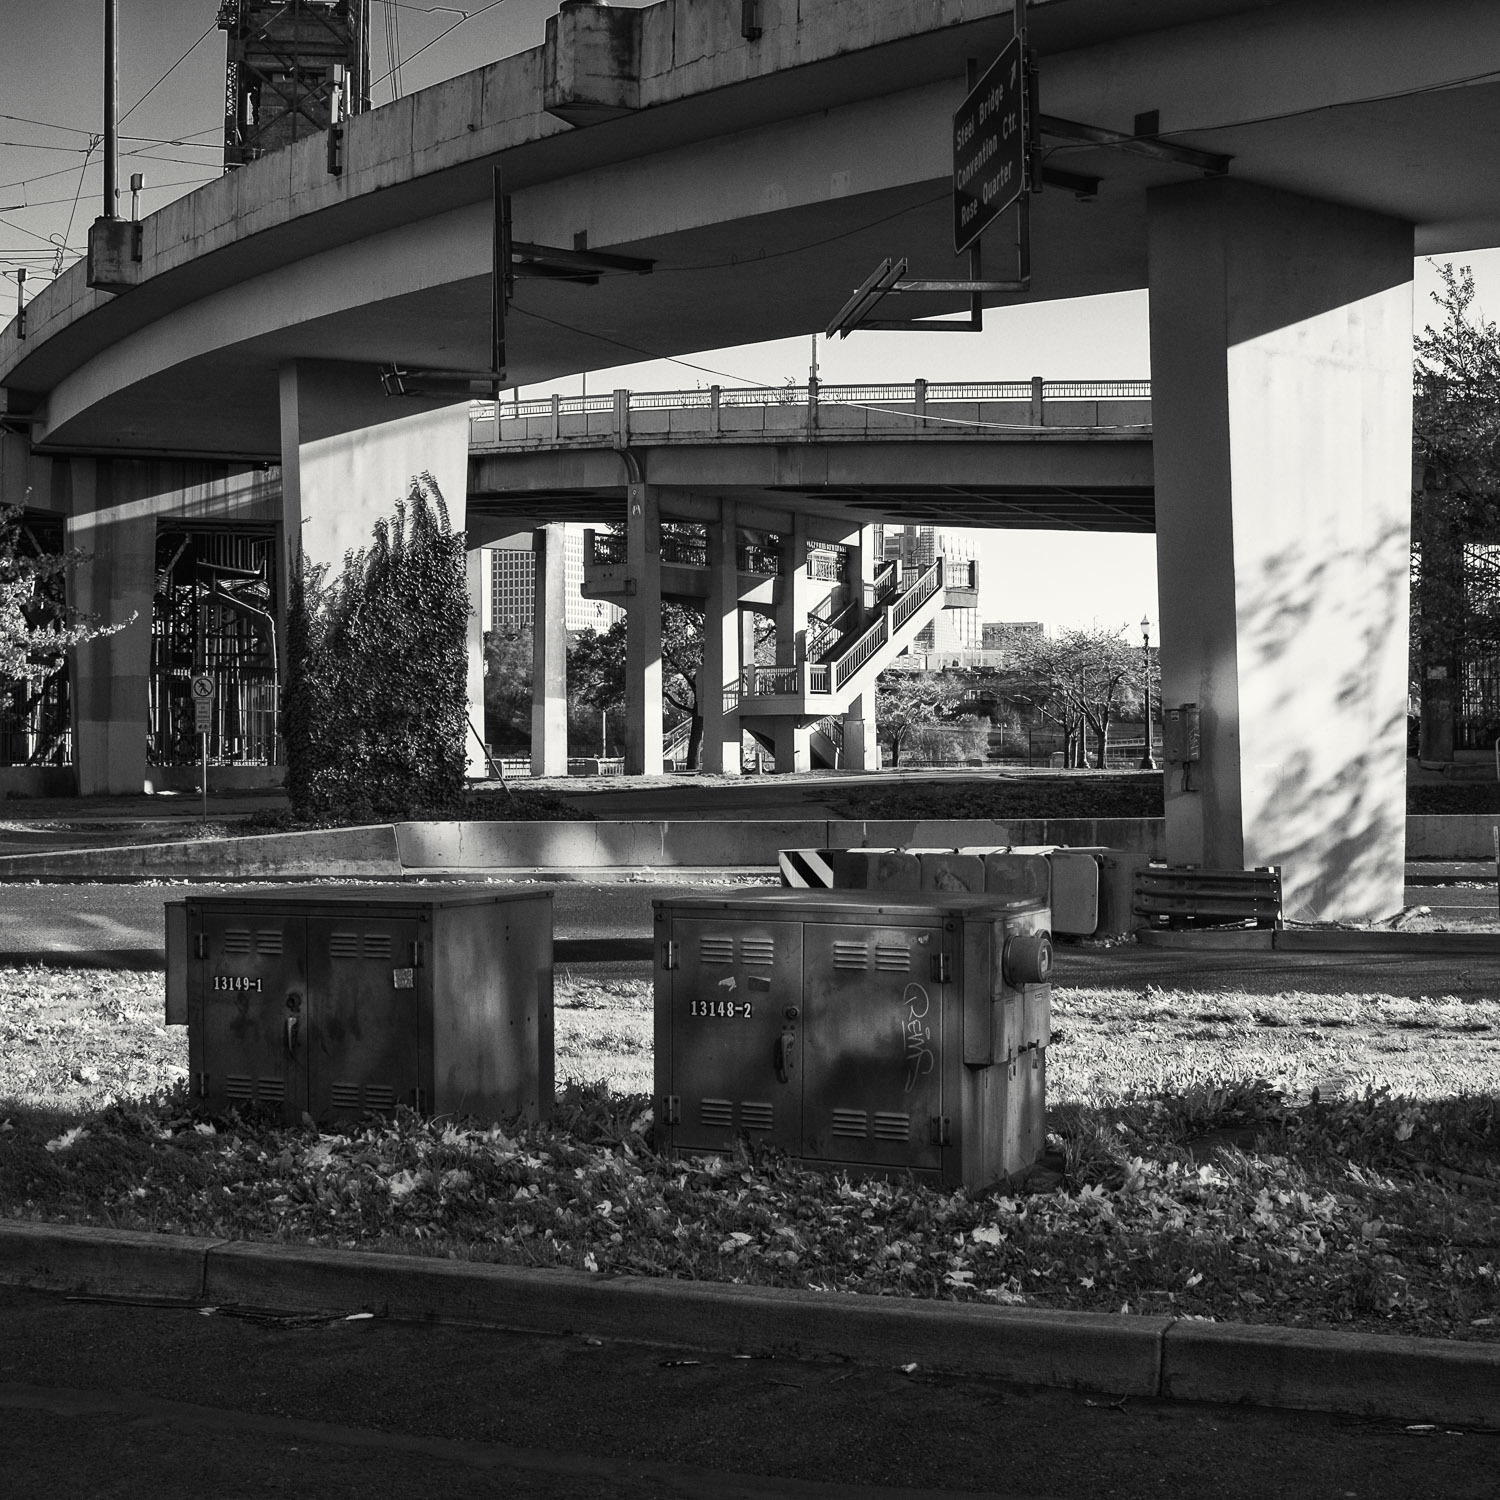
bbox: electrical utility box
[653,890,1053,1189]
[165,886,553,1127]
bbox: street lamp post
[1139,615,1156,770]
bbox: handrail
[475,378,1152,427]
[807,596,861,662]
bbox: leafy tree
[875,670,962,768]
[483,627,532,753]
[1006,626,1143,768]
[0,505,131,763]
[565,604,705,763]
[284,473,469,820]
[1412,264,1500,759]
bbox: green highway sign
[953,37,1026,254]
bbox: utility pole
[103,0,118,219]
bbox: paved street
[2,1285,1496,1500]
[0,879,741,966]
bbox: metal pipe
[103,0,118,218]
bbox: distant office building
[484,528,621,635]
[982,621,1047,655]
[888,526,978,652]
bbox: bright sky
[3,2,1498,634]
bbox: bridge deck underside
[466,483,1154,534]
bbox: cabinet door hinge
[194,933,207,959]
[663,1094,681,1125]
[929,1115,951,1147]
[930,952,951,983]
[661,941,679,971]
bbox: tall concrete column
[1147,179,1413,922]
[624,480,663,775]
[842,689,880,772]
[849,522,879,621]
[839,524,881,769]
[65,459,155,796]
[773,513,812,773]
[530,524,568,776]
[700,498,742,775]
[278,360,483,773]
[775,512,811,668]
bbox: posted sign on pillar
[953,37,1026,254]
[190,673,214,734]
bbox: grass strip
[2,966,1498,1343]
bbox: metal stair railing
[738,559,942,701]
[834,558,942,691]
[806,596,861,663]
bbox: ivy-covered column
[278,359,478,812]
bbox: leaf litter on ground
[2,964,1499,1343]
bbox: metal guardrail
[473,378,1152,435]
[1133,866,1284,930]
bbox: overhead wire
[369,0,508,92]
[119,23,218,126]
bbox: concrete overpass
[4,0,1500,920]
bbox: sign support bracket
[827,7,1037,339]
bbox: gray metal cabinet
[653,890,1052,1189]
[167,887,553,1127]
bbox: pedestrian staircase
[737,558,946,764]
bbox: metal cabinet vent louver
[654,890,1053,1190]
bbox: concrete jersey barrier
[0,814,1490,880]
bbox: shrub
[284,474,470,821]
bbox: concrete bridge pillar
[1147,179,1413,922]
[850,522,880,622]
[624,480,663,775]
[530,524,568,777]
[65,458,155,796]
[700,498,742,775]
[773,513,812,774]
[840,524,882,770]
[277,360,484,775]
[842,689,879,773]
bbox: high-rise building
[892,526,978,652]
[484,529,621,635]
[982,621,1046,655]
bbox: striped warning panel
[779,848,834,887]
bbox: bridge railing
[471,378,1151,447]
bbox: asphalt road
[0,879,744,967]
[3,881,1500,998]
[2,1286,1496,1500]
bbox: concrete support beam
[530,524,568,777]
[277,359,480,771]
[774,719,811,775]
[1147,179,1413,922]
[850,522,879,621]
[843,689,880,773]
[66,459,154,797]
[700,498,741,776]
[625,480,663,775]
[775,512,811,670]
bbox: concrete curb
[2,1221,1497,1425]
[1139,928,1500,954]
